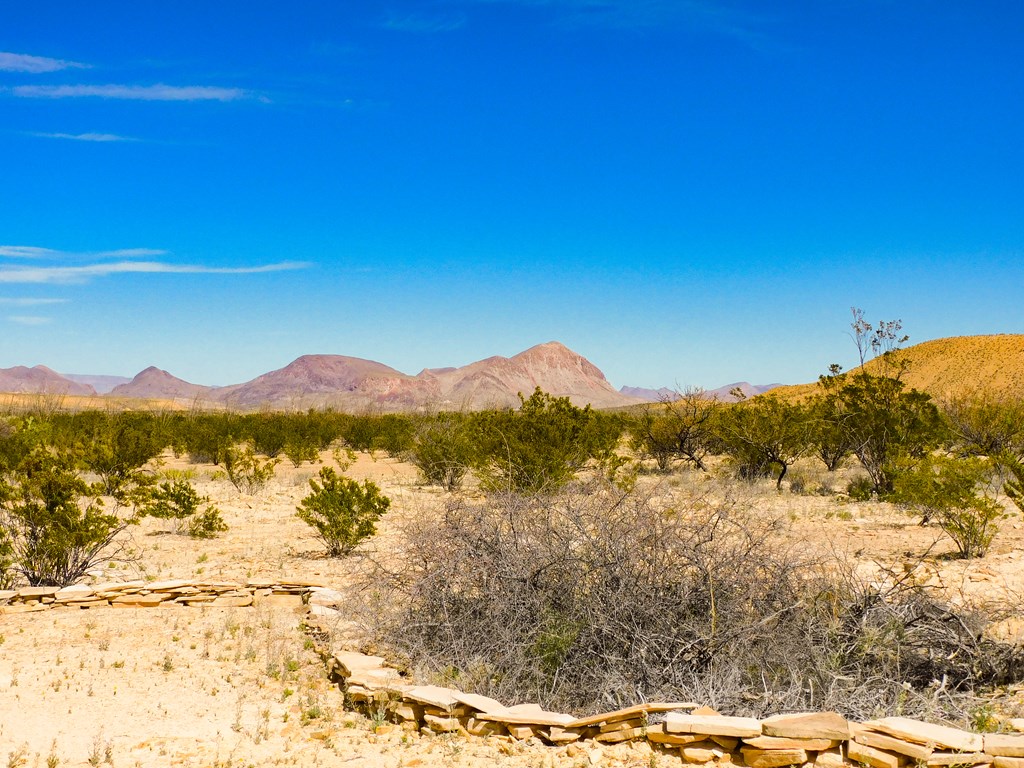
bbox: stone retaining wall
[0,578,322,613]
[5,580,1024,767]
[302,614,1024,768]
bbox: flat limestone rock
[546,726,582,744]
[465,718,507,738]
[478,703,575,727]
[111,594,167,606]
[333,651,387,676]
[683,745,724,763]
[865,718,982,752]
[665,713,762,738]
[567,702,698,729]
[452,691,506,715]
[855,731,934,760]
[346,668,404,690]
[994,758,1024,768]
[403,685,461,710]
[18,586,59,599]
[55,585,94,601]
[423,713,461,733]
[144,579,192,591]
[711,735,740,750]
[0,590,17,603]
[762,713,851,741]
[847,740,904,768]
[211,595,254,607]
[308,588,345,607]
[985,736,1024,757]
[927,753,992,766]
[595,726,647,744]
[646,724,709,746]
[815,746,846,768]
[744,736,838,751]
[741,747,809,768]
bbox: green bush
[892,456,1005,558]
[715,396,811,489]
[223,443,278,494]
[296,467,390,556]
[0,449,132,586]
[407,413,478,490]
[473,388,623,494]
[140,479,227,538]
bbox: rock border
[5,580,1024,766]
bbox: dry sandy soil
[2,452,1023,767]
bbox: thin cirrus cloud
[0,245,167,259]
[0,260,311,285]
[7,316,53,326]
[30,131,141,143]
[0,298,69,306]
[0,51,88,73]
[10,83,256,102]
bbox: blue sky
[1,1,1022,389]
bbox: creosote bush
[296,467,390,557]
[223,443,278,494]
[0,449,133,587]
[360,480,1024,720]
[139,479,227,539]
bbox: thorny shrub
[358,480,1024,721]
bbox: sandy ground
[2,451,1023,766]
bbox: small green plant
[846,476,874,501]
[223,444,277,494]
[893,456,1005,558]
[139,479,227,538]
[295,467,390,557]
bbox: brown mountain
[0,365,96,396]
[109,367,213,402]
[213,354,429,409]
[426,342,635,410]
[2,343,643,410]
[769,334,1024,402]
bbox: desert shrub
[822,311,945,495]
[1006,459,1024,514]
[407,412,478,491]
[296,467,390,556]
[139,479,227,538]
[715,396,812,489]
[0,449,133,586]
[473,388,623,493]
[0,525,14,589]
[629,389,715,472]
[942,393,1024,459]
[82,413,166,496]
[846,475,874,501]
[360,480,1024,719]
[892,456,1005,558]
[223,443,278,494]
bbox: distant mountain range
[7,334,1019,411]
[620,382,783,403]
[0,342,645,411]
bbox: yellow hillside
[771,334,1024,402]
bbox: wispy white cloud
[0,298,69,306]
[30,131,141,143]
[384,11,467,33]
[0,51,88,73]
[10,83,257,102]
[0,260,311,284]
[0,245,167,259]
[7,315,52,326]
